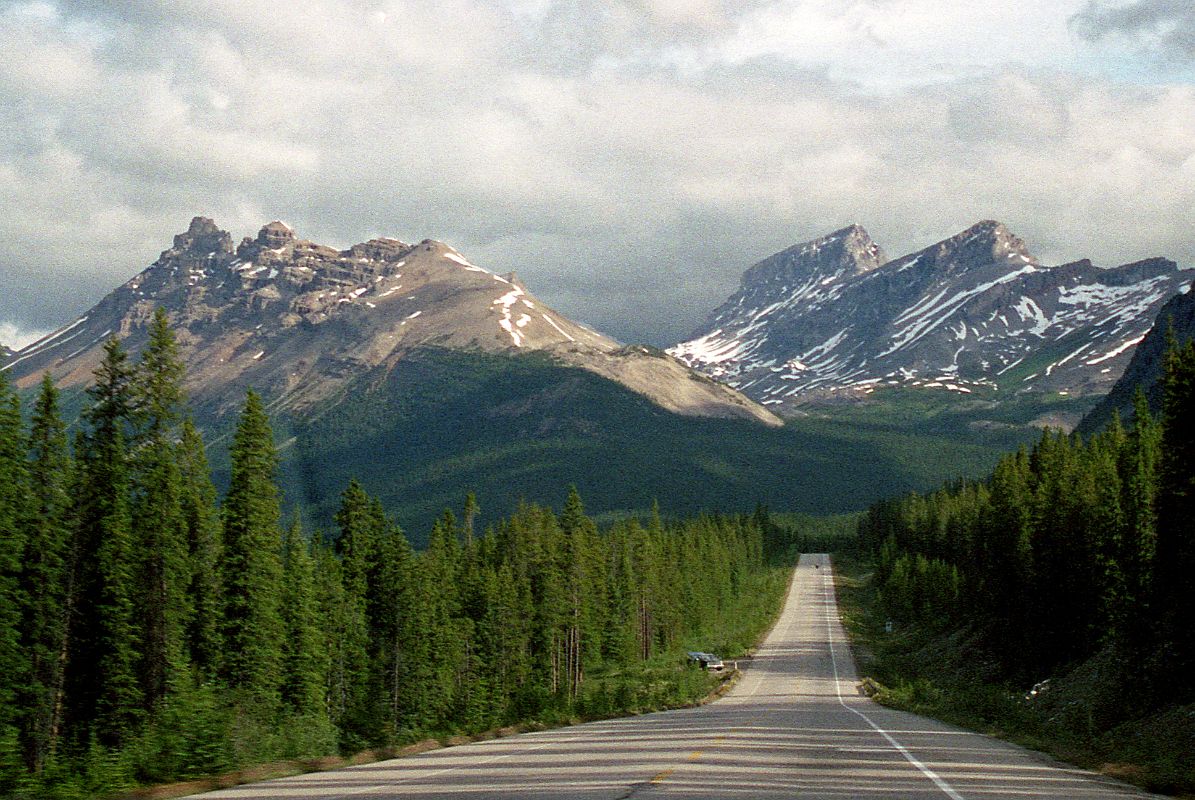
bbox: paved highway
[191,554,1160,799]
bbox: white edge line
[822,560,966,800]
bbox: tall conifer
[72,338,142,747]
[280,520,325,717]
[19,375,73,769]
[131,308,190,710]
[1156,337,1195,671]
[178,419,223,677]
[220,389,284,712]
[0,368,28,762]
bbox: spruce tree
[1117,391,1160,648]
[71,338,142,747]
[410,513,464,727]
[1156,337,1195,673]
[370,516,415,737]
[131,308,190,710]
[280,520,326,717]
[19,374,73,770]
[331,480,376,736]
[0,368,28,765]
[980,450,1033,663]
[178,419,223,678]
[220,389,284,712]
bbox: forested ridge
[0,310,792,798]
[855,334,1195,791]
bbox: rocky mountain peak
[933,220,1037,270]
[741,223,887,289]
[257,221,295,248]
[7,217,781,428]
[235,220,298,261]
[171,216,233,256]
[672,220,1189,414]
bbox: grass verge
[833,553,1195,798]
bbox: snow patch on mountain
[670,223,1190,412]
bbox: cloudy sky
[1,0,1192,348]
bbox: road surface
[190,554,1160,799]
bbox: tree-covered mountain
[1077,280,1195,436]
[671,221,1190,418]
[279,346,1039,540]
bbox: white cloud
[0,0,1191,346]
[0,322,51,350]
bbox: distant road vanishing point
[189,555,1160,799]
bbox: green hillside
[277,348,1043,543]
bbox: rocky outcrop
[671,221,1190,412]
[5,218,780,427]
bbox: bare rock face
[671,220,1190,413]
[4,217,780,427]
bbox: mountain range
[5,215,1185,534]
[3,217,777,428]
[669,221,1190,415]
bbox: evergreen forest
[0,310,792,798]
[855,334,1195,788]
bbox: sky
[1,0,1193,348]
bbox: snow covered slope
[4,217,779,426]
[671,221,1189,412]
[1078,278,1195,436]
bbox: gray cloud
[1072,0,1195,60]
[1,0,1193,349]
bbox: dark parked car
[686,651,725,671]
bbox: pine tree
[979,450,1034,664]
[0,368,29,767]
[409,512,464,727]
[331,480,376,736]
[70,338,142,747]
[220,389,284,712]
[130,308,190,710]
[558,487,599,700]
[18,374,74,770]
[1116,391,1160,648]
[1155,336,1195,674]
[280,520,326,717]
[370,516,415,738]
[178,419,223,678]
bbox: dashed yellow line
[687,750,703,761]
[651,768,675,783]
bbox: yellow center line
[651,768,674,783]
[687,750,703,761]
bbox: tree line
[858,333,1195,694]
[0,309,783,797]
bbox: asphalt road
[190,554,1161,799]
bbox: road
[190,554,1160,799]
